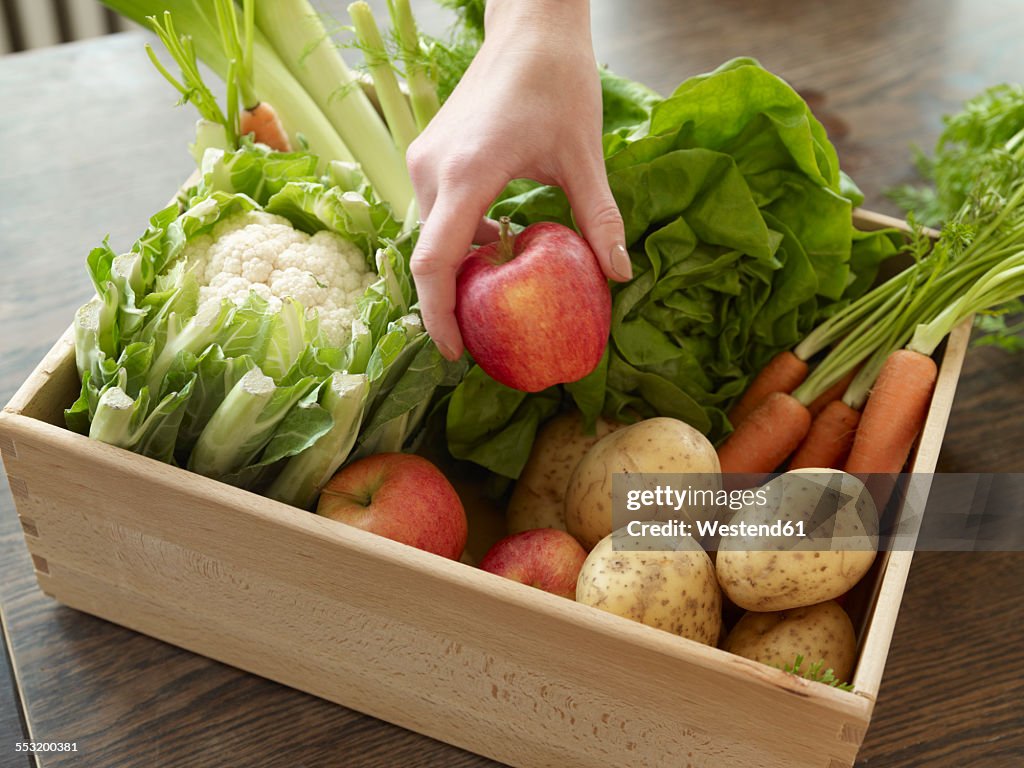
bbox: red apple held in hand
[455,219,613,392]
[316,453,467,560]
[479,528,588,599]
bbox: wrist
[483,0,592,45]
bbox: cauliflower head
[183,210,376,348]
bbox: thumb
[565,162,632,282]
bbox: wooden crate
[0,210,970,768]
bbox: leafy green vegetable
[599,66,661,137]
[88,369,195,465]
[889,83,1024,227]
[188,368,318,481]
[266,372,370,509]
[888,82,1024,352]
[355,342,467,458]
[447,58,901,480]
[67,143,452,508]
[444,366,560,478]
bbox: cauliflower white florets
[182,211,375,348]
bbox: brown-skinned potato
[506,411,624,534]
[724,600,857,684]
[576,526,721,645]
[565,417,720,551]
[716,469,877,611]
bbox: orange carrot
[718,392,812,474]
[240,102,291,152]
[844,350,937,475]
[788,400,861,470]
[728,351,809,427]
[807,367,858,418]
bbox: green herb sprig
[778,655,855,692]
[888,82,1024,353]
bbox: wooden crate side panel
[32,528,865,768]
[32,543,850,768]
[911,318,972,476]
[1,414,870,712]
[851,317,972,703]
[2,418,869,768]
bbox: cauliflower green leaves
[68,143,464,508]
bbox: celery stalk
[253,0,414,213]
[388,0,440,130]
[349,1,419,154]
[243,28,355,161]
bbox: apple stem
[495,216,515,265]
[320,488,372,507]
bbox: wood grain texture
[1,392,870,768]
[0,2,1023,767]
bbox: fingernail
[610,243,633,281]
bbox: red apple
[455,219,612,392]
[479,528,588,599]
[316,453,467,560]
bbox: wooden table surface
[1,2,1022,766]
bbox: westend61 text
[626,519,807,538]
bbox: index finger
[411,188,498,360]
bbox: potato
[565,417,721,550]
[506,411,624,534]
[576,526,721,645]
[716,469,877,612]
[724,600,857,684]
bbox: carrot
[240,102,291,152]
[728,351,809,428]
[844,350,937,475]
[718,392,812,474]
[788,400,861,470]
[807,367,858,418]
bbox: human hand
[406,0,631,361]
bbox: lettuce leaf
[447,58,902,479]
